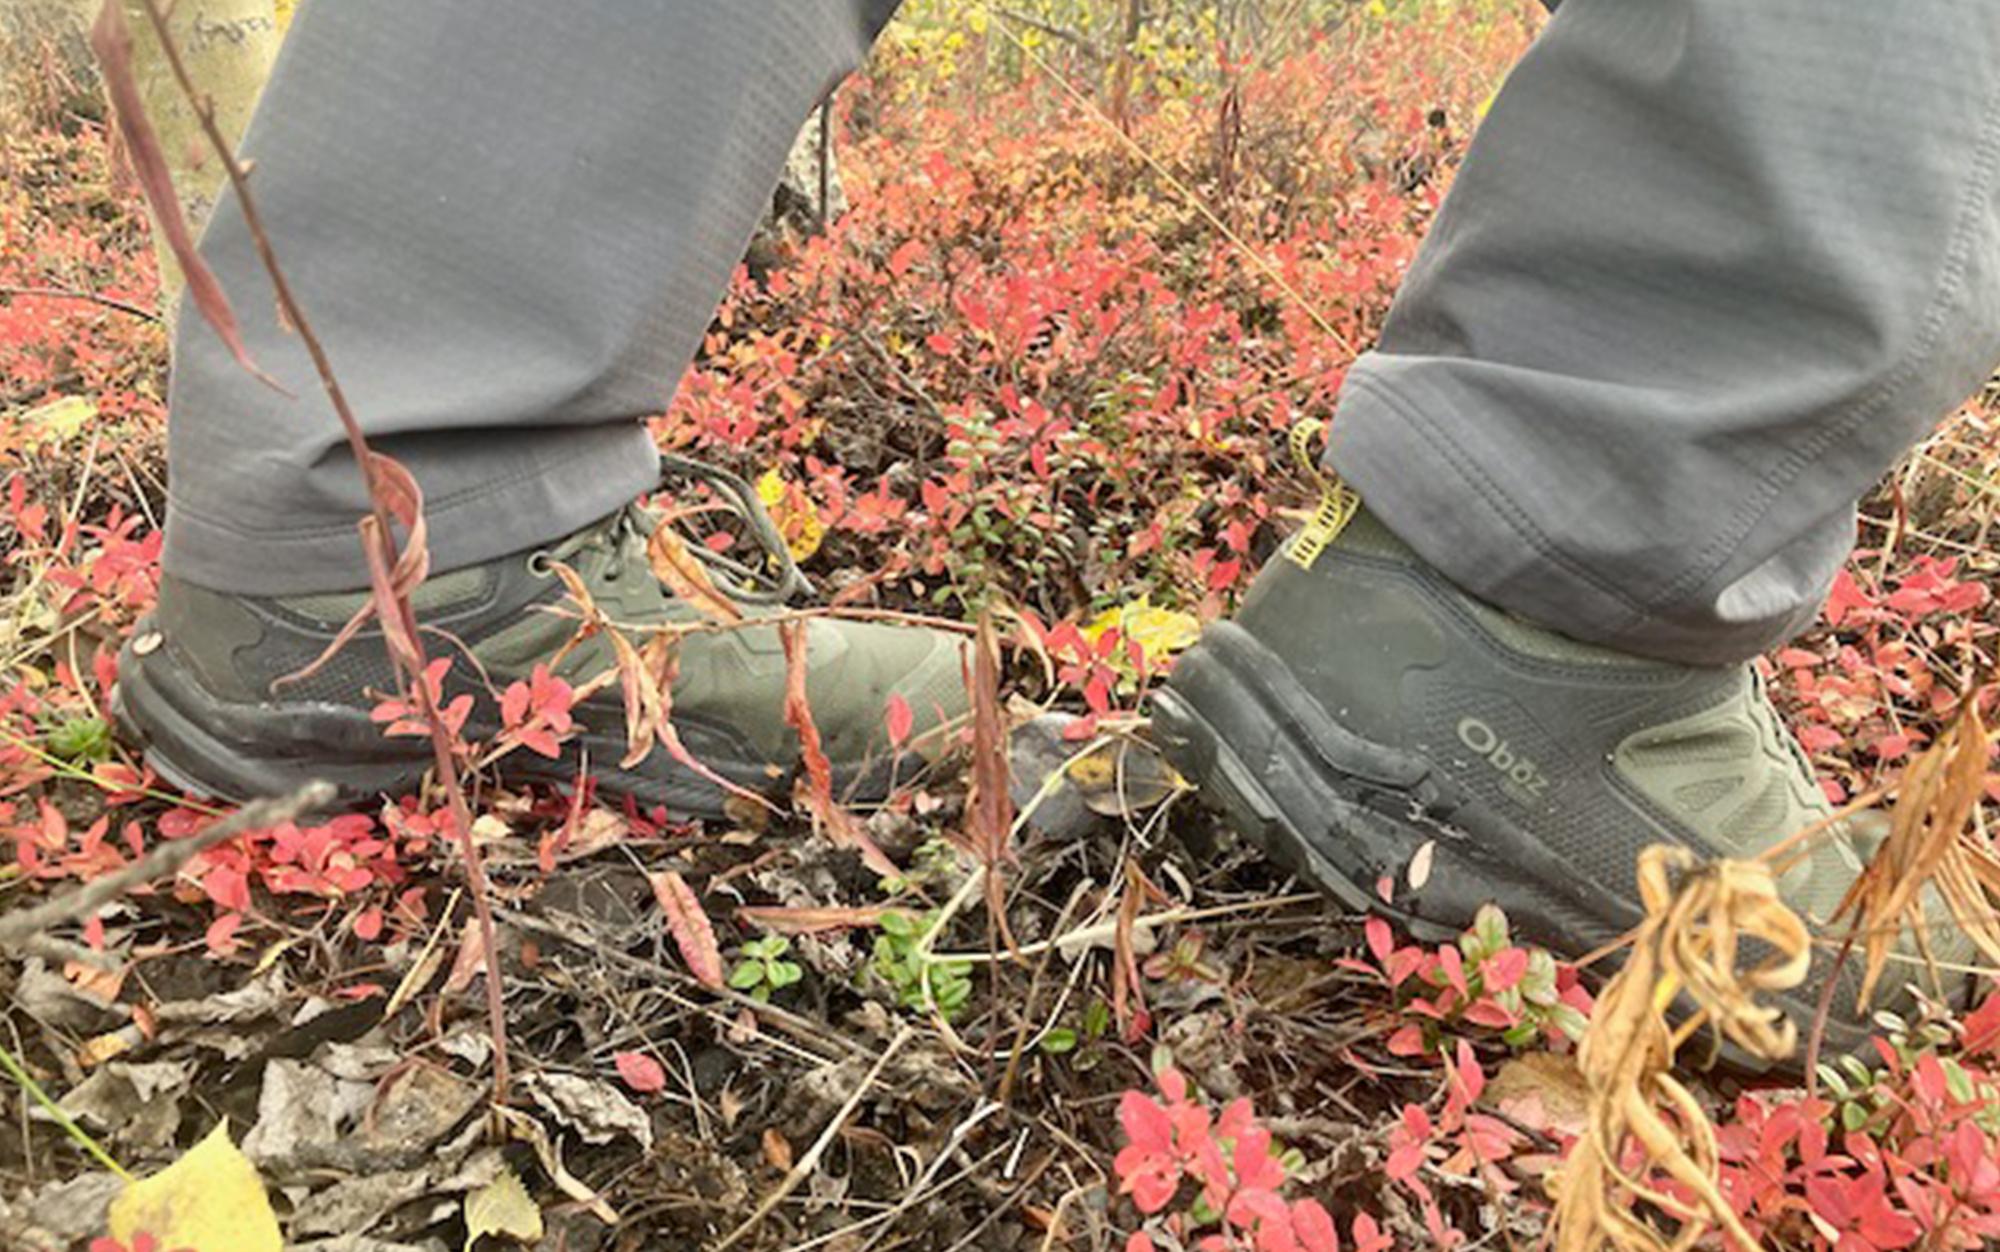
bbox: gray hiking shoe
[115,466,967,820]
[1155,504,1943,1059]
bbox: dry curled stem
[1553,846,1809,1252]
[1828,694,2000,1008]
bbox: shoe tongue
[545,508,642,565]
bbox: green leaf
[769,961,804,989]
[1842,1102,1871,1133]
[1943,1057,1976,1104]
[1039,1028,1078,1055]
[1520,948,1558,1004]
[1472,904,1510,962]
[1548,1003,1590,1042]
[880,910,916,938]
[46,715,113,764]
[728,961,767,990]
[1083,1001,1112,1040]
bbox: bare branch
[0,781,335,950]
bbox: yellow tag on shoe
[1283,417,1359,571]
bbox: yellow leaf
[464,1164,544,1251]
[108,1122,282,1252]
[754,468,825,562]
[20,395,94,445]
[1082,597,1201,667]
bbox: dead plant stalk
[95,0,512,1099]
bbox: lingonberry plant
[1115,1061,1392,1252]
[1341,904,1594,1056]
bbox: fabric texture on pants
[163,0,898,594]
[1327,0,2000,666]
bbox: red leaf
[1482,946,1529,992]
[884,693,915,748]
[353,908,384,941]
[1350,1212,1392,1252]
[614,1050,668,1094]
[204,912,243,956]
[648,870,724,988]
[202,865,251,913]
[1364,915,1394,964]
[1386,1024,1428,1056]
[1233,1127,1286,1191]
[1119,1090,1173,1155]
[1290,1199,1340,1252]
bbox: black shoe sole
[114,626,909,824]
[1154,621,1857,1073]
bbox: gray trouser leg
[162,0,898,595]
[1328,0,2000,666]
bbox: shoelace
[657,454,813,605]
[566,455,814,607]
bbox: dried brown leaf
[779,620,897,878]
[649,869,724,989]
[544,562,769,810]
[276,452,431,689]
[647,522,742,624]
[736,905,899,934]
[1552,846,1806,1252]
[967,611,1017,952]
[1830,694,1998,1006]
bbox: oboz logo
[1456,716,1551,799]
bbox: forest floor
[4,6,2000,1251]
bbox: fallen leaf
[755,467,826,562]
[108,1121,282,1252]
[649,870,724,988]
[1484,1051,1589,1140]
[521,1071,653,1150]
[614,1051,667,1094]
[1082,597,1200,666]
[463,1163,543,1251]
[22,395,94,444]
[1407,840,1436,892]
[762,1127,795,1171]
[736,905,897,934]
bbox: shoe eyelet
[526,551,554,576]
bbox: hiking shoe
[1155,504,1946,1060]
[114,464,968,820]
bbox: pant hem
[163,428,662,595]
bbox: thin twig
[710,1027,912,1252]
[0,283,160,323]
[132,0,512,1100]
[0,782,333,950]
